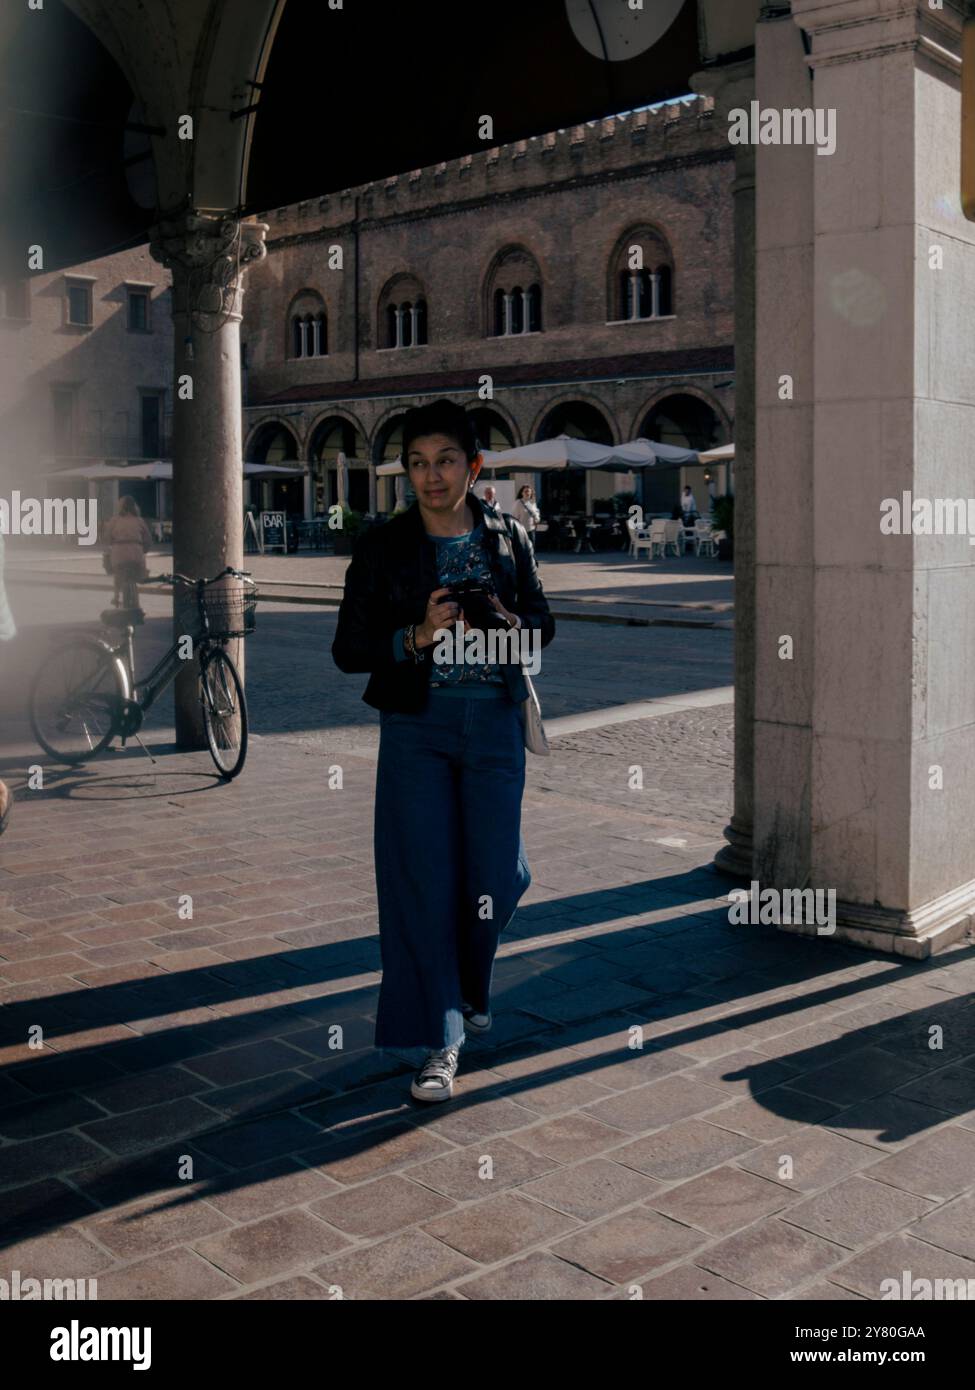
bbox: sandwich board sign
[260,511,287,553]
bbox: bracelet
[404,623,425,663]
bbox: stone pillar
[150,212,267,748]
[650,272,661,319]
[302,468,312,520]
[690,57,757,878]
[394,308,404,349]
[751,0,975,956]
[410,305,419,345]
[503,292,513,336]
[752,6,816,891]
[629,271,640,320]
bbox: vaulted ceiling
[0,0,763,280]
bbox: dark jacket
[332,490,556,712]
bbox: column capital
[790,0,963,74]
[690,58,757,192]
[149,212,268,325]
[689,56,756,121]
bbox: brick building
[242,95,736,521]
[0,245,174,529]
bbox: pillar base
[775,879,975,960]
[713,817,753,878]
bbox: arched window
[379,276,429,349]
[485,247,544,337]
[610,230,674,322]
[288,290,328,358]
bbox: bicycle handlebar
[146,566,252,587]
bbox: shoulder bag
[498,514,550,756]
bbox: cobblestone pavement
[2,591,975,1301]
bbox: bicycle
[29,566,257,779]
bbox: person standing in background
[104,495,153,605]
[512,485,541,553]
[481,485,503,517]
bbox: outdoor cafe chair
[663,519,684,557]
[692,519,717,556]
[627,516,653,559]
[694,521,717,558]
[648,519,668,558]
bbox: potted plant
[710,494,734,562]
[331,506,364,555]
[610,491,638,516]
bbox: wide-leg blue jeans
[373,687,531,1057]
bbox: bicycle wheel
[199,647,248,778]
[30,639,126,763]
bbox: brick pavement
[3,704,975,1301]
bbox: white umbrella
[376,434,698,477]
[698,443,735,463]
[49,461,305,481]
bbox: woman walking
[332,400,555,1102]
[103,495,152,605]
[512,484,541,552]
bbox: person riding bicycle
[104,495,152,606]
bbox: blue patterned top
[391,522,507,689]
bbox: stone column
[150,212,267,748]
[410,305,419,345]
[302,468,312,520]
[650,271,661,319]
[690,57,757,878]
[762,0,975,955]
[751,5,816,890]
[394,307,404,349]
[629,271,640,320]
[503,292,513,336]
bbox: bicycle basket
[175,577,257,640]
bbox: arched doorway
[246,421,302,517]
[308,416,368,513]
[536,400,613,515]
[468,408,515,454]
[374,415,409,511]
[640,393,725,517]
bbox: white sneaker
[411,1045,461,1103]
[462,1003,492,1034]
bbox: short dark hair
[402,399,479,464]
